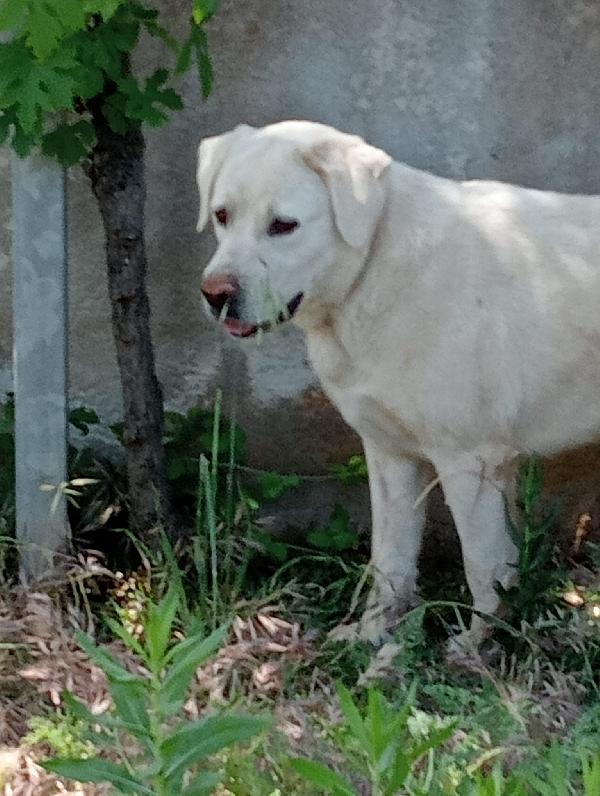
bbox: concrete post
[11,155,69,582]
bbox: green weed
[43,584,268,795]
[290,681,456,795]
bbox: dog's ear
[303,136,391,249]
[196,124,254,232]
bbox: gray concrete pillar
[11,155,68,582]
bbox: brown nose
[201,274,239,313]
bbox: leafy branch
[0,0,217,165]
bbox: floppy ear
[303,136,392,249]
[196,124,254,232]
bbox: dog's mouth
[223,293,304,338]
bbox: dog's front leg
[359,446,428,644]
[433,450,519,650]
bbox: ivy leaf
[41,120,96,166]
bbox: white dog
[197,120,600,645]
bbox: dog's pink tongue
[223,318,257,338]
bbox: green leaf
[157,87,183,111]
[192,0,218,25]
[160,715,269,781]
[27,3,65,61]
[335,682,369,750]
[386,750,410,793]
[75,631,142,684]
[102,95,130,133]
[109,679,152,746]
[0,41,79,135]
[159,624,228,716]
[62,690,102,725]
[366,687,387,765]
[89,0,123,21]
[69,406,100,436]
[43,758,154,795]
[288,759,356,795]
[408,723,457,764]
[146,584,179,671]
[41,120,95,166]
[112,19,140,52]
[308,506,358,551]
[76,63,105,99]
[256,472,301,501]
[62,690,150,737]
[11,121,36,156]
[54,0,88,33]
[0,0,26,31]
[191,25,213,97]
[182,771,223,796]
[117,73,172,127]
[175,37,192,74]
[141,15,178,51]
[103,615,147,660]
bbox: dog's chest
[306,331,423,454]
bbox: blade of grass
[200,454,219,630]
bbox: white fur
[198,120,600,644]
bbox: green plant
[499,457,560,624]
[330,454,369,485]
[163,403,246,505]
[289,682,456,796]
[43,584,268,795]
[24,714,95,759]
[518,744,600,796]
[308,506,359,552]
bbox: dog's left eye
[268,218,299,236]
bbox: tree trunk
[86,94,174,540]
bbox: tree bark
[86,94,173,540]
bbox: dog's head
[197,121,391,338]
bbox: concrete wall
[3,0,600,537]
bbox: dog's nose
[201,274,239,313]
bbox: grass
[1,396,600,793]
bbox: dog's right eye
[268,217,299,236]
[215,208,228,226]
